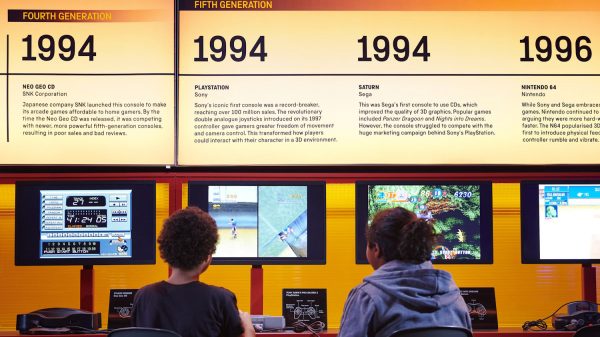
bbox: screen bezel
[15,180,156,266]
[188,180,326,265]
[521,180,600,264]
[355,180,494,264]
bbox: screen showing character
[39,189,132,259]
[208,186,258,257]
[367,184,483,260]
[207,185,309,258]
[258,186,308,258]
[538,184,600,260]
[188,181,326,265]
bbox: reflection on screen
[208,186,308,258]
[367,184,482,260]
[539,184,600,260]
[40,190,132,259]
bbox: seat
[389,326,473,337]
[108,327,183,337]
[574,324,600,337]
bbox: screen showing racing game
[188,181,326,264]
[521,181,600,263]
[355,181,493,264]
[15,181,156,266]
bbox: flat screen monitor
[355,181,493,264]
[188,181,326,264]
[15,180,156,266]
[521,180,600,263]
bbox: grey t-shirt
[132,281,244,337]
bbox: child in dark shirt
[132,207,255,337]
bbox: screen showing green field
[209,186,308,258]
[368,184,482,260]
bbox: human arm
[238,310,256,337]
[130,287,147,327]
[220,290,250,337]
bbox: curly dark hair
[366,207,436,263]
[158,206,219,270]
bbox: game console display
[188,181,326,264]
[355,181,493,264]
[521,181,600,263]
[38,189,132,260]
[15,181,156,266]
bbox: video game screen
[39,189,132,259]
[15,181,156,266]
[188,181,325,264]
[521,181,600,263]
[355,181,493,264]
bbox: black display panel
[188,181,326,265]
[15,180,156,266]
[355,181,493,264]
[521,180,600,264]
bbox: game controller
[552,311,600,330]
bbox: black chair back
[108,327,183,337]
[389,326,473,337]
[574,324,600,337]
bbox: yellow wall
[0,182,594,330]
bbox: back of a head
[366,207,436,263]
[158,206,219,270]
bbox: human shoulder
[347,282,377,302]
[133,281,169,307]
[137,281,168,295]
[198,283,237,300]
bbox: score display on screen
[40,189,132,259]
[521,181,600,263]
[66,196,107,207]
[355,181,493,264]
[15,181,156,266]
[64,209,108,228]
[188,181,326,264]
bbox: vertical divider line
[257,186,260,257]
[174,0,179,165]
[6,34,9,142]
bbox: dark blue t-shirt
[132,281,244,337]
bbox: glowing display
[356,181,493,264]
[40,189,132,259]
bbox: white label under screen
[538,184,600,260]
